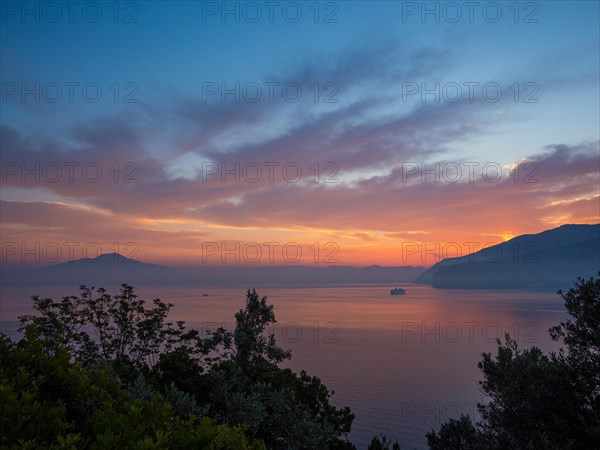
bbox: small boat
[202,294,209,297]
[390,287,406,295]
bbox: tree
[209,288,292,376]
[426,274,600,449]
[475,335,576,449]
[367,434,402,450]
[426,415,482,450]
[18,284,210,376]
[0,332,266,450]
[207,289,356,449]
[13,285,360,450]
[550,273,600,356]
[550,274,600,419]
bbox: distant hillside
[3,253,170,286]
[53,252,163,267]
[415,224,600,290]
[1,255,423,286]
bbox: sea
[0,283,567,449]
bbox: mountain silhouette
[54,252,163,268]
[12,253,170,286]
[415,224,600,290]
[1,253,423,286]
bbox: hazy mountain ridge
[1,256,423,287]
[415,224,600,290]
[3,225,597,290]
[52,252,165,268]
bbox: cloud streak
[1,40,598,266]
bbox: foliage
[206,362,355,449]
[367,434,402,450]
[18,284,209,372]
[426,415,486,450]
[0,333,264,449]
[204,290,355,449]
[426,274,600,449]
[550,273,600,422]
[208,289,292,375]
[13,285,357,449]
[550,274,600,356]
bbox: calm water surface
[0,283,567,449]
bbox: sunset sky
[1,1,599,267]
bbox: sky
[1,0,599,267]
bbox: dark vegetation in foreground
[1,275,598,449]
[426,274,599,450]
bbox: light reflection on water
[0,283,566,449]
